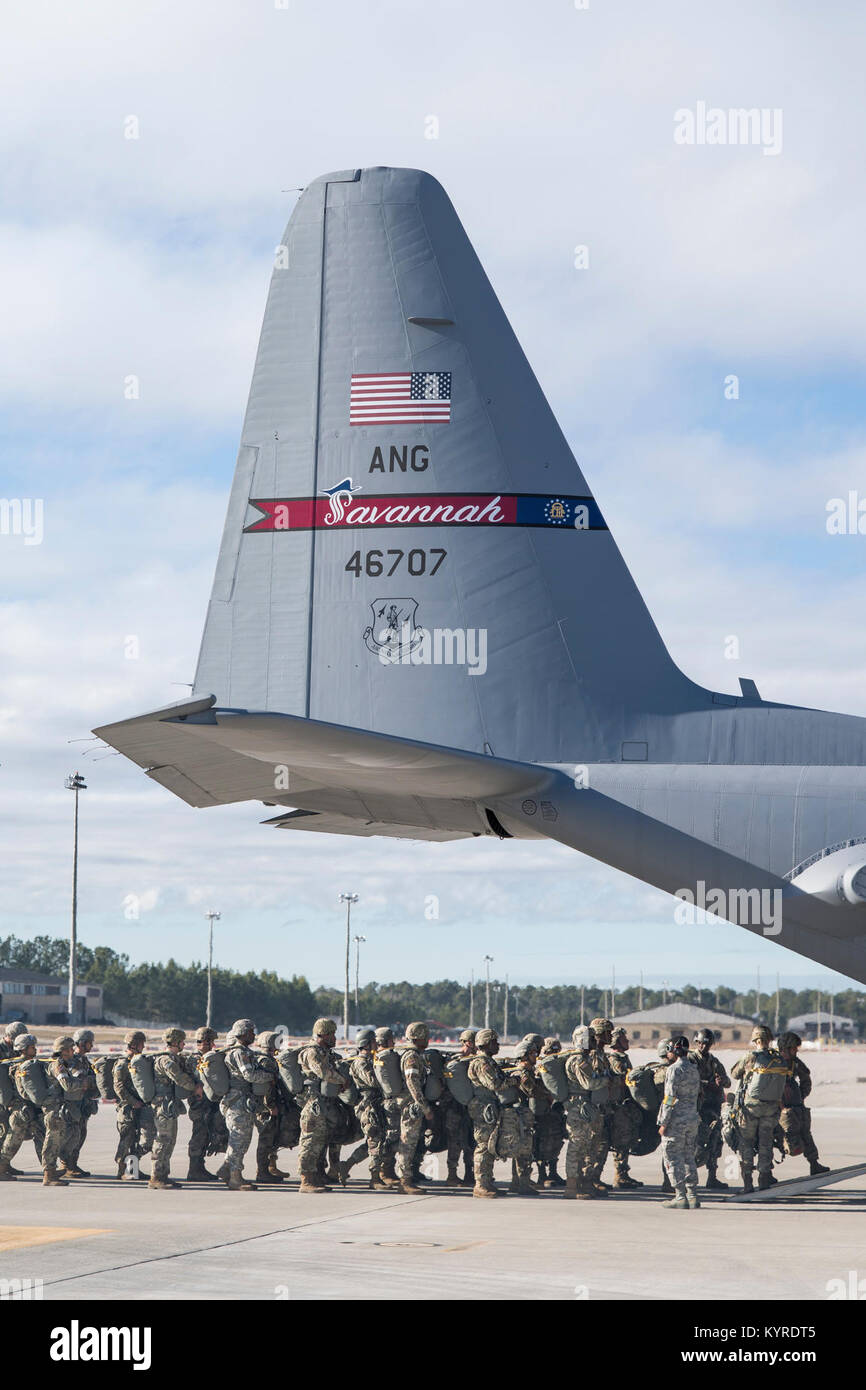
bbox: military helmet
[53,1034,75,1053]
[458,1029,476,1044]
[312,1017,337,1039]
[406,1021,429,1044]
[14,1033,37,1052]
[255,1030,279,1051]
[374,1026,394,1046]
[125,1029,146,1046]
[572,1025,592,1050]
[542,1037,562,1054]
[4,1021,27,1040]
[670,1034,690,1056]
[521,1033,544,1050]
[195,1026,217,1042]
[777,1030,802,1050]
[513,1038,537,1058]
[751,1025,772,1046]
[611,1026,629,1044]
[658,1037,677,1058]
[693,1027,715,1044]
[163,1027,186,1046]
[590,1017,613,1034]
[355,1027,376,1047]
[230,1018,256,1039]
[475,1028,498,1047]
[73,1028,94,1044]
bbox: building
[786,1012,857,1041]
[0,968,103,1027]
[613,1002,757,1047]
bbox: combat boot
[268,1156,291,1179]
[148,1175,180,1190]
[215,1160,230,1182]
[705,1169,729,1191]
[256,1167,282,1183]
[187,1161,217,1182]
[299,1175,329,1193]
[809,1160,830,1175]
[661,1186,689,1209]
[369,1166,390,1191]
[576,1180,598,1199]
[546,1167,566,1189]
[337,1161,350,1187]
[661,1167,673,1193]
[590,1181,609,1197]
[509,1163,520,1193]
[518,1177,538,1196]
[446,1164,459,1185]
[0,1159,16,1181]
[473,1184,497,1198]
[741,1168,754,1193]
[685,1185,701,1209]
[7,1165,23,1176]
[226,1169,257,1191]
[460,1169,475,1187]
[379,1172,401,1188]
[400,1179,423,1194]
[614,1174,642,1190]
[42,1167,68,1187]
[757,1171,772,1191]
[563,1175,579,1199]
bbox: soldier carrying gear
[562,1026,610,1200]
[340,1027,392,1191]
[187,1026,226,1183]
[114,1031,154,1180]
[731,1030,788,1192]
[221,1020,268,1191]
[466,1030,513,1197]
[395,1022,433,1194]
[7,1034,71,1187]
[148,1028,197,1190]
[251,1032,285,1184]
[0,1021,27,1062]
[296,1020,346,1194]
[533,1037,566,1187]
[61,1027,98,1177]
[375,1026,395,1048]
[750,1026,772,1046]
[606,1025,643,1191]
[776,1032,829,1177]
[689,1028,730,1192]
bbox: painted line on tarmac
[36,1194,436,1290]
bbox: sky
[1,0,865,997]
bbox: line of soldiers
[0,1015,828,1199]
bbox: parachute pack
[14,1058,51,1107]
[373,1048,406,1098]
[626,1063,661,1113]
[128,1052,155,1104]
[422,1048,445,1102]
[443,1055,473,1105]
[199,1049,230,1101]
[277,1048,304,1097]
[538,1051,571,1104]
[0,1059,17,1108]
[92,1055,118,1102]
[744,1050,790,1108]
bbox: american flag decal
[350,371,452,425]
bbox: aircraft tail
[193,166,698,764]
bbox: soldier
[444,1028,476,1186]
[731,1025,788,1192]
[113,1030,156,1180]
[563,1025,611,1199]
[777,1031,829,1176]
[532,1038,566,1188]
[186,1026,226,1181]
[220,1019,269,1191]
[0,1021,27,1060]
[252,1031,285,1184]
[689,1027,730,1191]
[606,1026,643,1190]
[59,1028,98,1179]
[374,1026,404,1185]
[501,1037,539,1195]
[339,1026,393,1190]
[466,1028,510,1197]
[395,1022,434,1194]
[297,1018,347,1193]
[22,1034,72,1187]
[585,1017,615,1190]
[657,1035,701,1210]
[149,1028,199,1190]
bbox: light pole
[503,973,509,1042]
[484,954,493,1029]
[65,773,87,1026]
[469,969,475,1028]
[205,911,221,1029]
[339,894,359,1040]
[353,934,366,1014]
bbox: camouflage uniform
[778,1045,826,1172]
[688,1038,729,1186]
[0,1024,29,1169]
[658,1046,700,1205]
[297,1020,346,1191]
[60,1032,99,1175]
[533,1039,566,1186]
[221,1020,266,1190]
[252,1033,284,1182]
[467,1037,508,1194]
[500,1041,539,1193]
[731,1030,787,1189]
[396,1024,432,1191]
[374,1029,406,1182]
[606,1031,643,1188]
[186,1030,228,1179]
[340,1030,392,1187]
[5,1037,72,1184]
[150,1031,197,1188]
[114,1032,156,1174]
[563,1028,611,1197]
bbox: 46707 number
[345,548,446,578]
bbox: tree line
[1,935,863,1035]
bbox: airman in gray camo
[220,1019,264,1191]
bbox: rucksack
[323,1057,354,1101]
[443,1055,473,1105]
[129,1052,155,1104]
[744,1050,789,1108]
[199,1049,230,1102]
[15,1058,51,1107]
[630,1107,662,1156]
[538,1051,570,1104]
[93,1055,118,1102]
[0,1059,17,1108]
[277,1047,304,1097]
[626,1063,661,1113]
[373,1048,406,1098]
[422,1048,445,1101]
[721,1096,740,1152]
